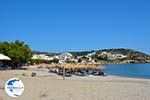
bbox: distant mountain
[96,48,150,60]
[33,51,49,54]
[70,48,150,58]
[32,51,59,56]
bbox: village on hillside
[32,49,150,64]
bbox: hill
[33,48,150,64]
[33,51,59,56]
[69,48,150,63]
[96,48,150,60]
[69,49,149,58]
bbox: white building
[99,52,127,60]
[32,54,54,60]
[53,52,73,64]
[107,53,127,60]
[56,52,73,60]
[86,52,96,57]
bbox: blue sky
[0,0,150,54]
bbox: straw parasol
[55,63,106,71]
[74,64,105,70]
[94,65,105,70]
[37,63,49,68]
[47,63,58,68]
[0,54,11,60]
[56,63,73,80]
[59,63,73,69]
[77,64,89,70]
[56,63,106,80]
[72,64,91,70]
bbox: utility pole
[63,66,65,80]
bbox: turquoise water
[104,64,150,79]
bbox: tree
[65,59,75,63]
[0,40,33,68]
[51,59,59,63]
[78,59,82,63]
[97,55,108,60]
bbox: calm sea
[104,64,150,79]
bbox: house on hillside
[86,52,96,57]
[107,53,127,60]
[99,52,127,60]
[32,54,54,60]
[54,52,73,63]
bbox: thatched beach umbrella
[58,63,78,80]
[97,65,105,70]
[73,64,90,70]
[86,64,97,70]
[58,64,71,80]
[80,64,89,70]
[59,63,73,70]
[37,63,49,68]
[89,65,105,70]
[88,64,105,70]
[74,64,105,70]
[47,63,58,68]
[58,64,106,70]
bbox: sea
[104,63,150,79]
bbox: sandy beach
[0,69,150,100]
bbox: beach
[0,69,150,100]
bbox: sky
[0,0,150,54]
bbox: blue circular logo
[5,78,24,97]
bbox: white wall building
[57,53,73,60]
[32,54,54,60]
[99,52,127,60]
[86,52,96,57]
